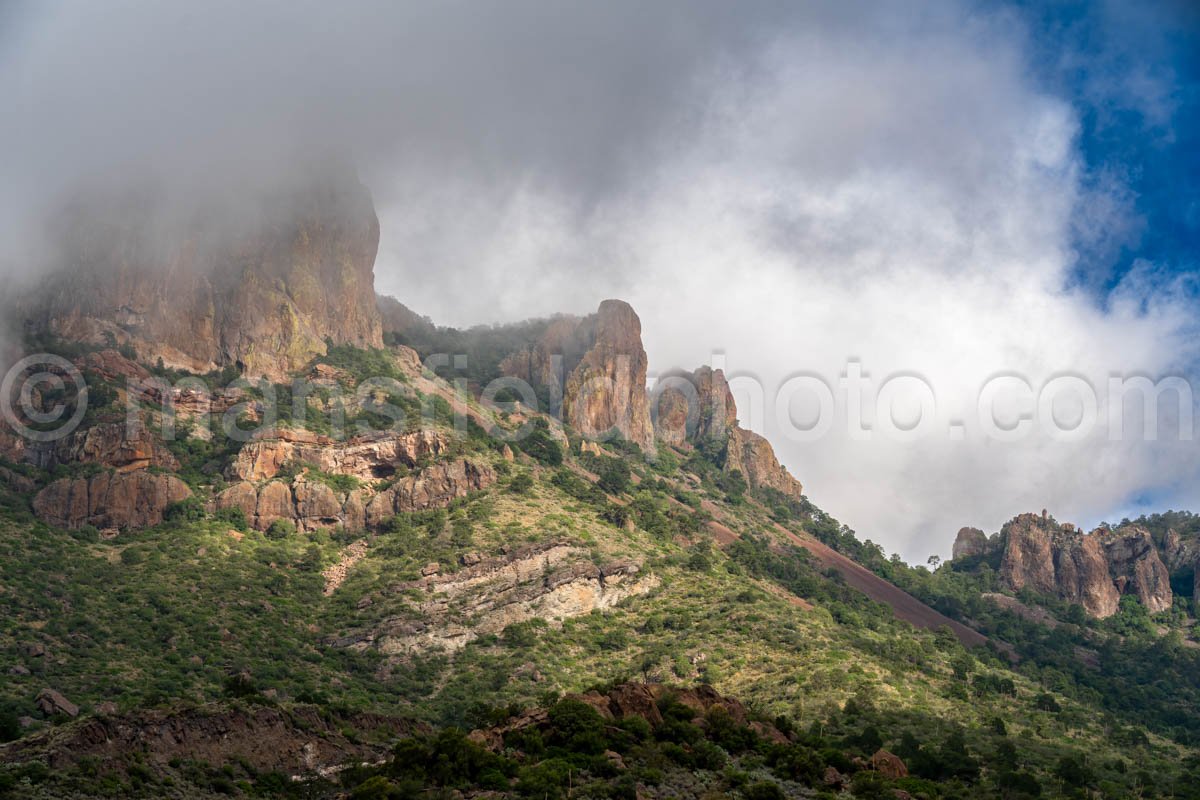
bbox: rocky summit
[952,511,1176,618]
[13,164,382,381]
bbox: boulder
[870,749,908,779]
[36,689,79,718]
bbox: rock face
[562,300,655,452]
[724,427,804,500]
[230,428,450,482]
[1,422,178,474]
[951,527,988,561]
[16,165,382,381]
[499,300,654,452]
[992,513,1173,618]
[33,472,191,530]
[1101,526,1173,613]
[652,365,803,500]
[363,459,497,525]
[215,459,495,532]
[332,542,658,655]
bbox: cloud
[3,1,1198,559]
[372,2,1200,559]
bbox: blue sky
[1014,1,1200,299]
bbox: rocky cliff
[951,527,989,561]
[959,512,1174,618]
[16,165,382,381]
[653,365,803,500]
[330,541,657,655]
[500,299,655,451]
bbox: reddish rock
[255,481,296,530]
[652,365,801,499]
[870,749,908,779]
[215,482,259,522]
[33,472,190,530]
[564,300,655,452]
[365,459,495,525]
[1101,525,1173,614]
[77,349,151,383]
[500,300,654,452]
[230,429,449,482]
[996,513,1172,618]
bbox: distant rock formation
[15,164,382,381]
[652,365,803,500]
[500,299,655,452]
[951,527,988,561]
[956,512,1174,618]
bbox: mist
[2,0,1197,560]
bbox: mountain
[13,165,382,381]
[3,180,1200,798]
[950,511,1180,618]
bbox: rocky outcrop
[724,427,804,499]
[869,749,908,780]
[499,316,595,398]
[1100,526,1173,614]
[16,165,382,381]
[230,428,449,482]
[4,421,179,474]
[35,689,79,719]
[563,300,655,451]
[499,300,654,451]
[652,365,803,500]
[216,458,494,532]
[0,704,424,780]
[364,459,495,524]
[952,527,988,561]
[652,365,738,445]
[332,542,657,655]
[993,513,1173,618]
[33,471,191,530]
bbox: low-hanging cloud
[3,0,1197,559]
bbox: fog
[2,0,1197,560]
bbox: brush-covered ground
[1,345,1199,799]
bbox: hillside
[1,301,1199,799]
[1,182,1199,797]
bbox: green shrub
[265,519,298,540]
[213,506,249,531]
[164,496,206,524]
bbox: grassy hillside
[2,344,1200,798]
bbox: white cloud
[376,4,1200,560]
